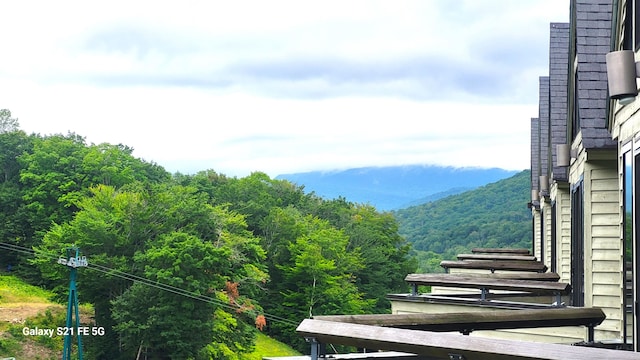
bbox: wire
[0,241,61,261]
[87,263,301,327]
[0,241,301,327]
[0,242,38,257]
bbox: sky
[0,1,570,178]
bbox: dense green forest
[0,110,416,358]
[0,108,533,358]
[393,170,532,273]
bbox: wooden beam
[425,272,560,282]
[440,260,547,273]
[472,248,531,255]
[404,274,570,295]
[312,308,605,333]
[297,319,640,360]
[457,254,537,262]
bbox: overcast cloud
[0,1,569,177]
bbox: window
[635,0,640,50]
[624,0,634,50]
[571,181,585,307]
[624,149,634,346]
[540,208,545,265]
[633,149,640,350]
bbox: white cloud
[0,0,569,177]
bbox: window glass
[624,150,634,346]
[634,0,640,50]
[571,182,585,307]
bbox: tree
[0,130,33,269]
[343,205,416,312]
[300,198,416,313]
[260,207,373,350]
[209,172,306,233]
[19,133,94,239]
[19,135,171,237]
[0,109,19,133]
[33,183,267,359]
[111,232,233,359]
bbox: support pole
[480,287,488,301]
[59,246,88,360]
[306,337,325,360]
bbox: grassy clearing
[0,275,60,359]
[239,332,301,359]
[0,275,301,359]
[0,274,55,304]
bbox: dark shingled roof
[531,117,540,191]
[550,23,570,181]
[574,0,616,150]
[539,77,550,180]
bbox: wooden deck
[428,272,560,282]
[297,319,639,360]
[405,274,569,294]
[457,253,537,262]
[472,248,532,255]
[313,307,605,336]
[440,260,548,273]
[404,273,568,305]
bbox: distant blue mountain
[275,165,520,211]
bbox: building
[606,0,640,349]
[389,0,637,350]
[291,0,640,357]
[541,0,623,343]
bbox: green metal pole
[61,247,85,360]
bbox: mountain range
[276,165,520,210]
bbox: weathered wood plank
[440,260,548,273]
[404,274,570,295]
[312,308,605,333]
[297,319,640,360]
[457,254,537,262]
[471,248,531,255]
[406,272,560,282]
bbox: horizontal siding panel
[592,213,620,224]
[591,168,616,179]
[591,202,620,214]
[592,271,623,284]
[592,249,621,260]
[592,295,622,308]
[591,226,621,238]
[593,283,622,295]
[591,190,618,202]
[591,179,617,192]
[592,237,622,249]
[597,318,622,333]
[603,307,623,322]
[593,260,621,272]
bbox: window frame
[571,179,585,307]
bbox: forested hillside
[393,170,532,273]
[0,110,416,358]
